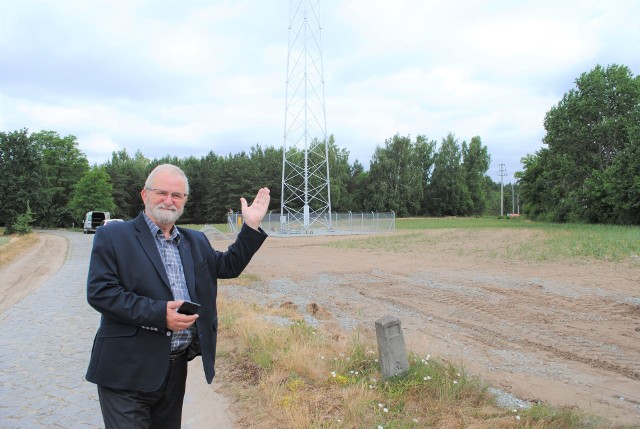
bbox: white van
[83,211,110,234]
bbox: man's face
[141,171,188,227]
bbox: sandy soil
[221,228,640,426]
[3,230,639,426]
[0,233,67,314]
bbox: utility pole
[498,163,506,217]
[511,182,515,214]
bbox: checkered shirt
[143,213,193,352]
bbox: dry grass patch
[214,296,608,429]
[0,233,39,268]
[219,272,262,287]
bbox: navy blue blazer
[86,213,267,391]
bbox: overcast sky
[1,0,638,182]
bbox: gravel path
[0,231,235,429]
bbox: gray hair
[144,164,190,195]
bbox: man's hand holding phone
[166,300,199,332]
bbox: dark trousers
[97,353,188,429]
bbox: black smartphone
[177,301,201,315]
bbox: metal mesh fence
[259,211,396,236]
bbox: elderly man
[86,163,269,428]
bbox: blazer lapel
[177,233,196,299]
[134,214,172,290]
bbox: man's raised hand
[240,187,270,230]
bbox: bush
[7,203,34,235]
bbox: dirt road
[223,228,640,426]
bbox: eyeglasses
[145,188,188,201]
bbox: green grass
[519,403,606,429]
[395,216,532,230]
[338,218,640,263]
[511,223,640,262]
[0,237,9,246]
[179,223,232,233]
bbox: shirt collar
[142,212,180,242]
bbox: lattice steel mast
[280,0,331,233]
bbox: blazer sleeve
[210,223,268,279]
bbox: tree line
[517,64,639,224]
[2,64,637,232]
[0,129,509,231]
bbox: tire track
[350,270,640,381]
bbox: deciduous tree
[68,166,116,222]
[34,130,89,226]
[0,129,49,229]
[426,133,472,216]
[518,64,639,223]
[462,136,491,215]
[367,134,423,216]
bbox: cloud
[1,0,638,183]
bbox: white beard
[149,203,184,225]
